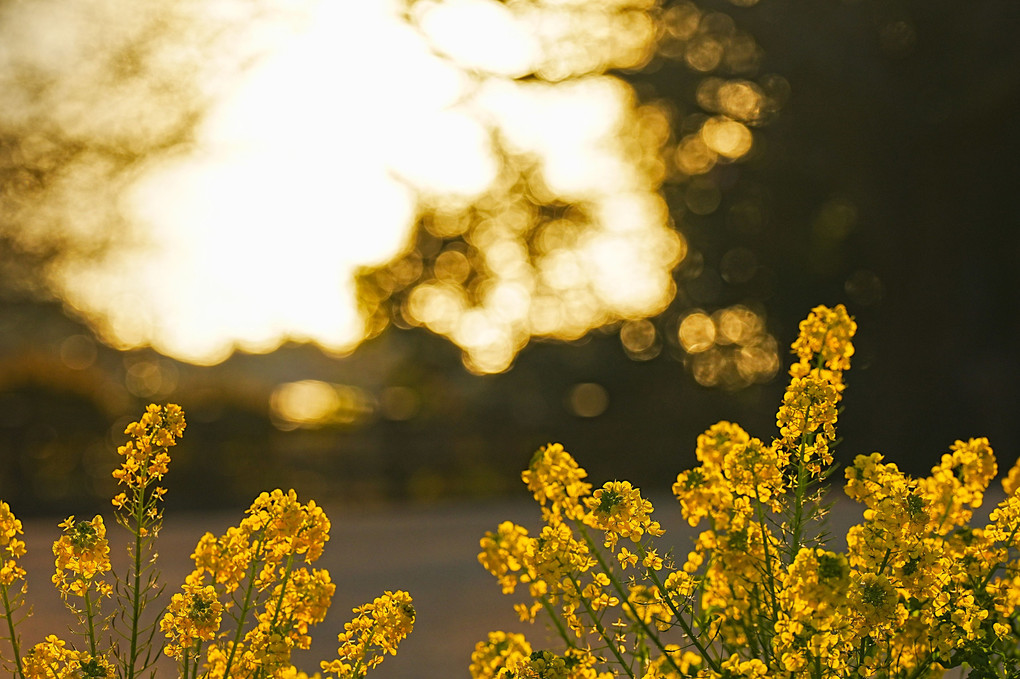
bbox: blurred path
[17,493,870,678]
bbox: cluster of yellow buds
[111,403,185,516]
[51,515,112,601]
[477,305,1020,679]
[0,402,414,679]
[320,590,416,678]
[0,501,26,587]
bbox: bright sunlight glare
[53,0,677,367]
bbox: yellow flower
[470,632,533,679]
[776,371,840,460]
[663,570,696,605]
[919,437,997,531]
[321,590,414,677]
[694,421,750,469]
[583,480,663,550]
[641,548,663,571]
[720,653,769,679]
[52,514,112,600]
[672,463,733,528]
[1003,455,1020,496]
[112,403,185,493]
[22,635,114,679]
[0,501,26,586]
[479,522,536,595]
[242,488,332,565]
[790,303,856,372]
[532,523,595,600]
[160,582,223,661]
[721,437,788,509]
[987,493,1020,548]
[505,649,568,679]
[522,444,592,524]
[849,572,899,630]
[189,488,332,597]
[626,585,672,631]
[277,668,322,679]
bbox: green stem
[789,352,832,560]
[126,481,148,679]
[566,574,635,679]
[640,554,722,673]
[788,418,813,560]
[83,582,97,657]
[189,639,203,679]
[876,548,892,577]
[978,521,1020,592]
[751,478,780,662]
[1,583,24,679]
[538,595,576,649]
[350,619,384,679]
[222,539,264,679]
[575,523,711,676]
[267,552,296,633]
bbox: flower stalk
[476,304,1020,679]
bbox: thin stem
[267,552,296,633]
[575,523,709,676]
[1,583,24,679]
[978,521,1020,592]
[566,574,635,679]
[189,639,204,679]
[222,539,264,679]
[126,481,148,679]
[83,583,97,657]
[876,548,892,577]
[750,477,780,666]
[641,555,722,673]
[788,415,813,561]
[350,619,383,679]
[538,595,576,649]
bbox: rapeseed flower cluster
[479,304,1020,679]
[173,487,413,678]
[0,502,26,588]
[111,402,185,515]
[21,634,114,679]
[52,515,112,600]
[0,501,27,676]
[0,404,414,679]
[320,589,415,679]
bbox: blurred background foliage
[0,0,1019,515]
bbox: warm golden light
[270,380,374,429]
[4,0,778,377]
[675,135,718,175]
[700,116,753,159]
[678,312,716,353]
[45,1,472,364]
[355,1,693,374]
[679,305,777,388]
[29,0,689,372]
